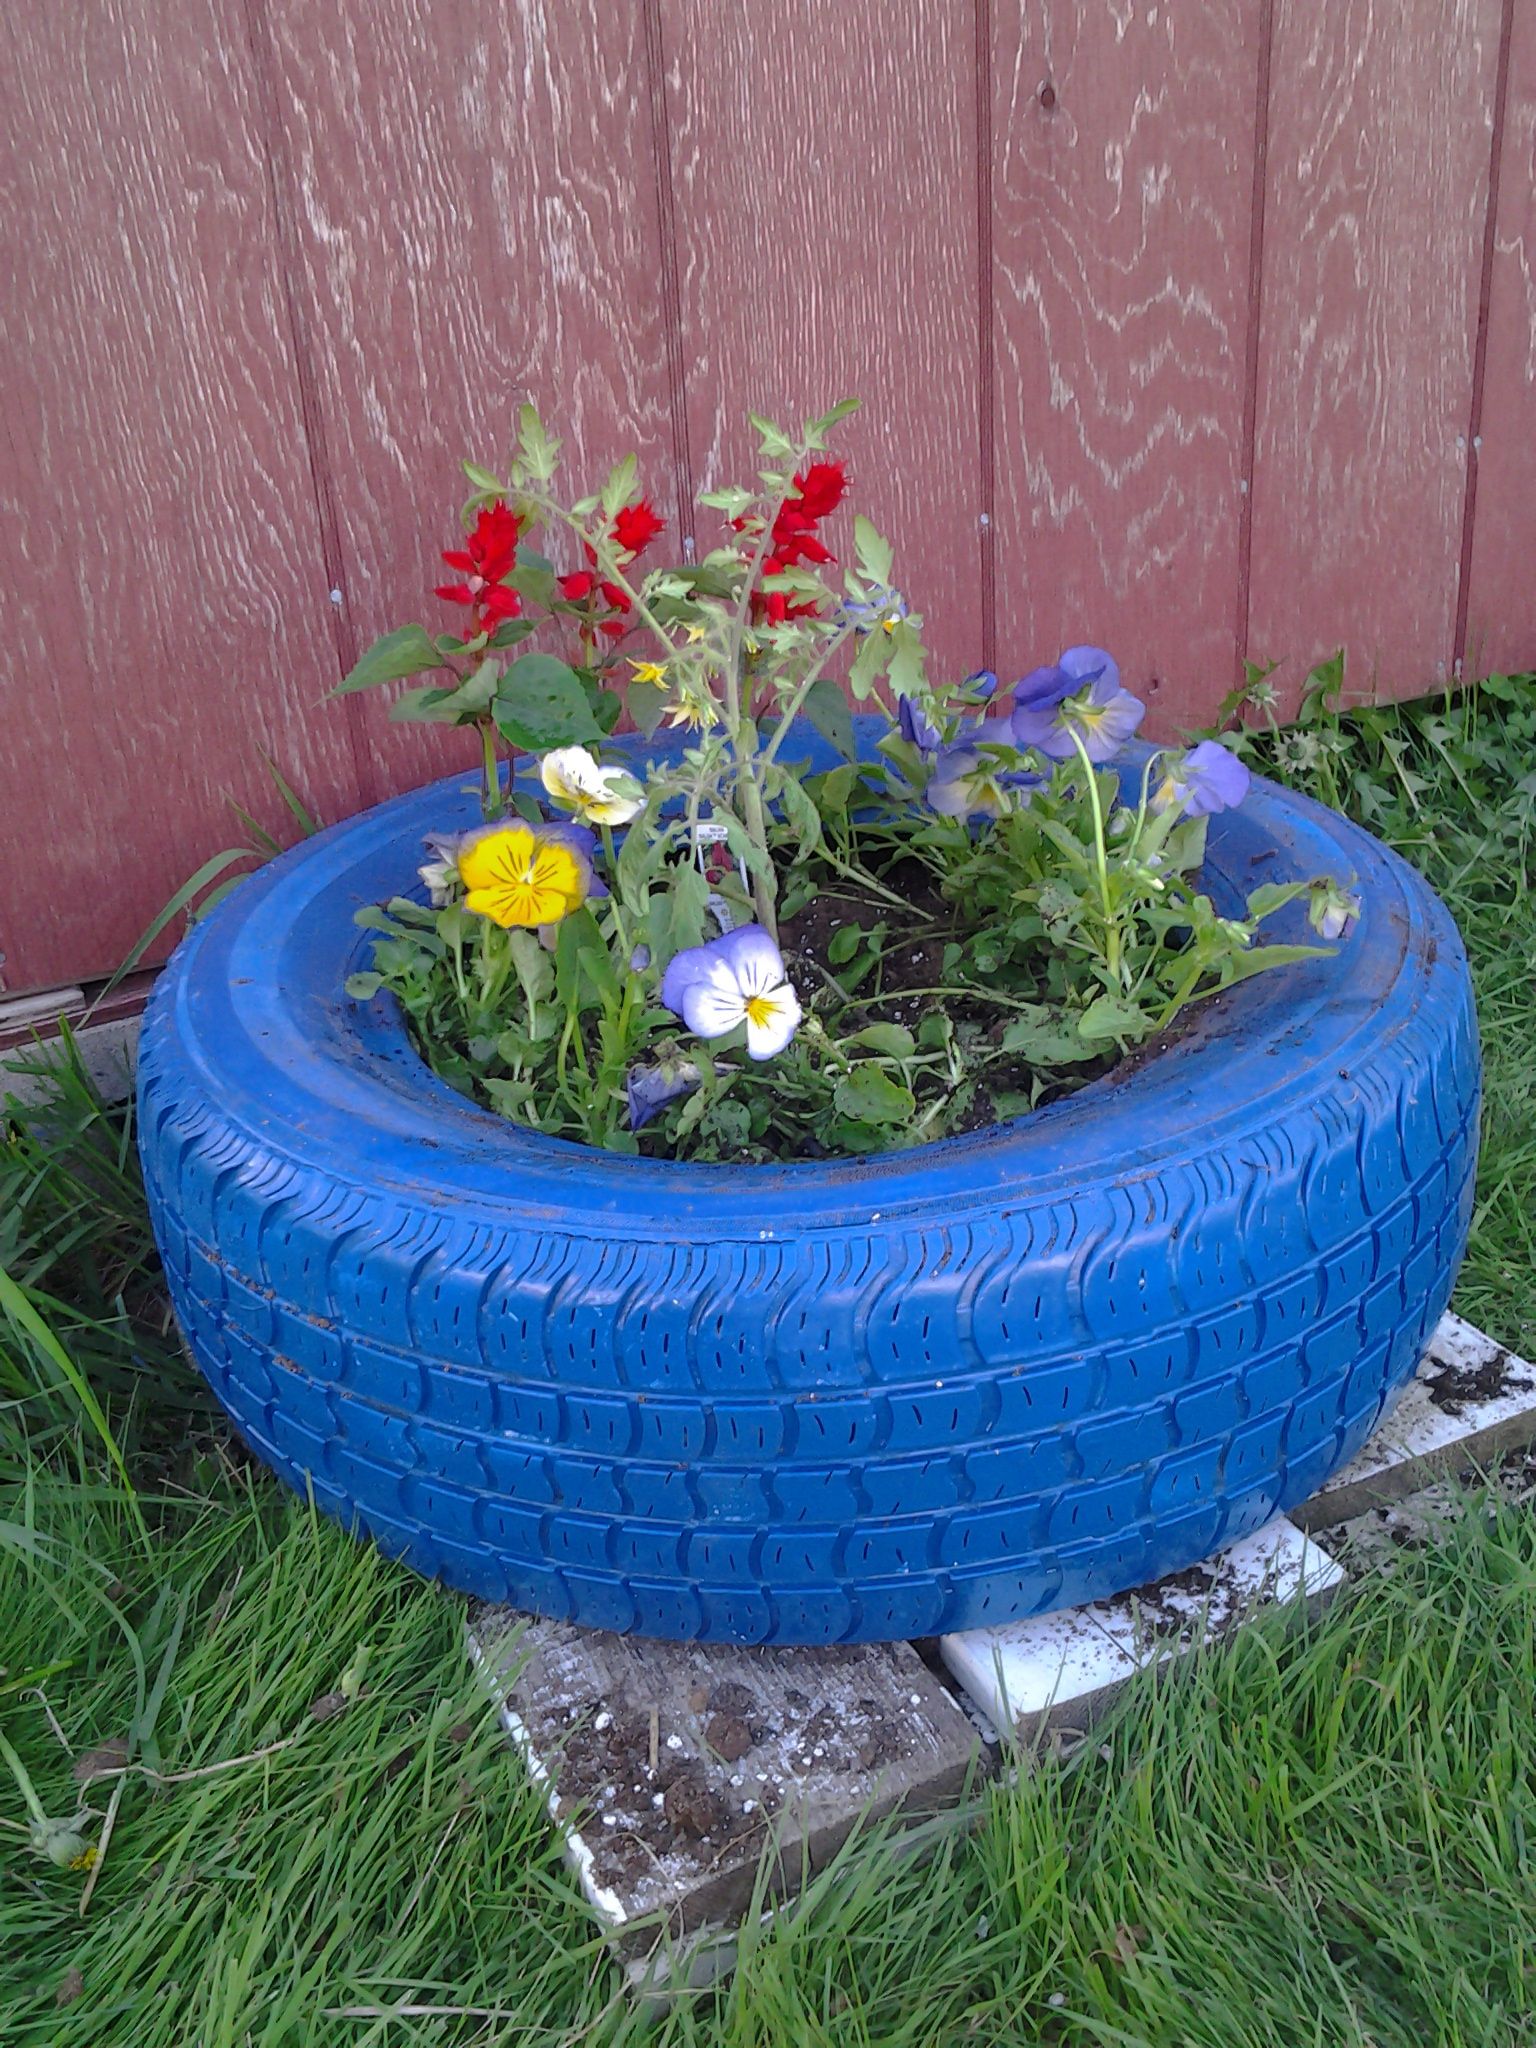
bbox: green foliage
[345,402,1353,1163]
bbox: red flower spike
[611,498,665,556]
[558,570,597,603]
[480,585,521,630]
[435,499,522,632]
[791,460,847,522]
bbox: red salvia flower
[557,502,662,638]
[790,461,847,522]
[748,458,848,619]
[611,499,665,557]
[435,500,522,637]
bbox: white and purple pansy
[1153,739,1251,818]
[625,1055,702,1131]
[1010,645,1145,763]
[1309,880,1361,942]
[660,925,803,1060]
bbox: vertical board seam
[641,0,696,549]
[1452,0,1517,683]
[239,0,377,805]
[974,0,997,671]
[1234,0,1276,691]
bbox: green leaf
[1077,995,1151,1043]
[827,922,864,967]
[806,397,861,443]
[628,683,667,738]
[493,654,602,751]
[344,971,384,1000]
[388,686,459,724]
[885,619,928,698]
[600,452,639,518]
[462,460,504,496]
[748,413,798,459]
[516,402,559,482]
[1246,879,1312,920]
[777,773,823,859]
[833,1068,915,1126]
[845,1022,915,1058]
[801,676,856,761]
[852,515,893,586]
[999,1008,1094,1064]
[848,626,888,701]
[329,624,445,697]
[488,615,538,648]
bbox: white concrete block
[1294,1312,1536,1530]
[939,1516,1345,1741]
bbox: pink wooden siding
[1,0,1532,996]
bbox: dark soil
[1425,1343,1528,1415]
[514,1647,944,1909]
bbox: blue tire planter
[137,725,1479,1644]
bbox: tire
[137,727,1480,1644]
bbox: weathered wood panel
[1463,5,1536,679]
[0,0,364,994]
[1247,0,1503,708]
[990,0,1264,735]
[659,0,985,687]
[254,0,682,798]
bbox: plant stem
[1067,729,1122,985]
[597,824,631,956]
[479,720,504,821]
[759,622,855,772]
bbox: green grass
[4,672,1536,2046]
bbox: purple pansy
[896,694,943,754]
[1309,881,1361,942]
[1010,645,1146,763]
[625,1056,701,1131]
[660,925,803,1060]
[1153,739,1251,819]
[926,728,1043,820]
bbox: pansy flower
[1011,645,1145,763]
[1152,740,1250,818]
[925,729,1043,820]
[457,820,594,929]
[896,694,943,755]
[1309,880,1361,942]
[625,1054,702,1131]
[417,830,464,906]
[539,745,644,827]
[660,925,803,1060]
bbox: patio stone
[1292,1312,1536,1530]
[466,1608,985,1951]
[938,1516,1346,1742]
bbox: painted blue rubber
[137,722,1480,1643]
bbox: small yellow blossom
[629,659,668,688]
[663,694,721,733]
[458,824,589,929]
[684,624,708,644]
[69,1845,99,1872]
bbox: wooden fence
[2,0,1533,995]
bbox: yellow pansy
[629,658,668,688]
[457,823,590,929]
